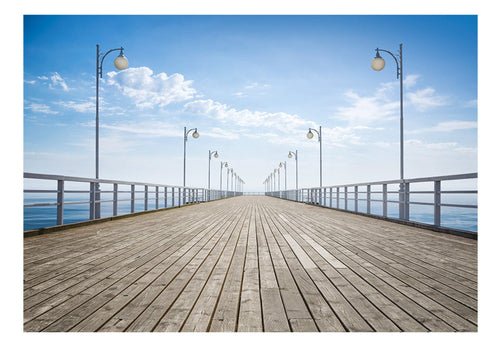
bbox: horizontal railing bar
[62,200,93,205]
[24,189,57,193]
[441,203,477,209]
[24,172,198,190]
[24,202,58,207]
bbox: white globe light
[224,163,228,167]
[192,130,199,139]
[307,131,314,139]
[288,153,292,158]
[114,54,129,70]
[214,152,219,158]
[371,57,385,71]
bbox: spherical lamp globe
[114,53,129,70]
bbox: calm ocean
[23,195,478,233]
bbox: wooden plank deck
[23,196,477,332]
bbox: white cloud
[98,121,180,138]
[107,67,197,108]
[407,121,477,134]
[406,87,447,111]
[334,90,400,124]
[55,100,95,113]
[50,72,69,91]
[24,102,58,115]
[204,127,240,140]
[183,99,314,133]
[335,74,448,124]
[404,74,420,89]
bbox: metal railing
[266,173,477,231]
[24,172,241,229]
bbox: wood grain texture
[24,196,477,332]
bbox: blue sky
[23,14,478,191]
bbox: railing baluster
[367,185,371,214]
[113,183,118,216]
[144,185,148,211]
[156,186,159,210]
[344,186,348,210]
[434,181,441,226]
[383,184,388,217]
[404,182,410,220]
[336,187,339,208]
[90,182,96,220]
[354,186,358,212]
[131,184,135,213]
[57,179,64,225]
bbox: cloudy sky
[23,14,477,191]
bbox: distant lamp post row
[263,150,299,195]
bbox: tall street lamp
[307,126,323,188]
[207,150,219,201]
[371,43,406,219]
[95,44,128,218]
[273,169,277,192]
[183,126,199,203]
[279,161,287,191]
[220,161,228,193]
[288,150,298,199]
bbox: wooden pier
[24,196,477,332]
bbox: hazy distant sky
[23,15,477,191]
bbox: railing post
[144,185,149,211]
[90,182,96,220]
[383,184,388,217]
[113,183,118,216]
[399,182,405,219]
[171,187,175,207]
[155,186,159,210]
[57,179,64,225]
[178,187,181,206]
[131,184,135,213]
[336,187,339,208]
[329,187,333,208]
[354,186,358,212]
[344,186,348,210]
[404,182,410,220]
[367,185,371,214]
[434,180,441,226]
[164,187,168,208]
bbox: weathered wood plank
[24,196,477,332]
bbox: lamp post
[95,44,128,218]
[274,169,277,193]
[183,126,199,204]
[207,150,219,201]
[220,161,228,196]
[288,150,298,200]
[231,171,235,192]
[307,126,323,203]
[279,162,287,191]
[371,43,406,219]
